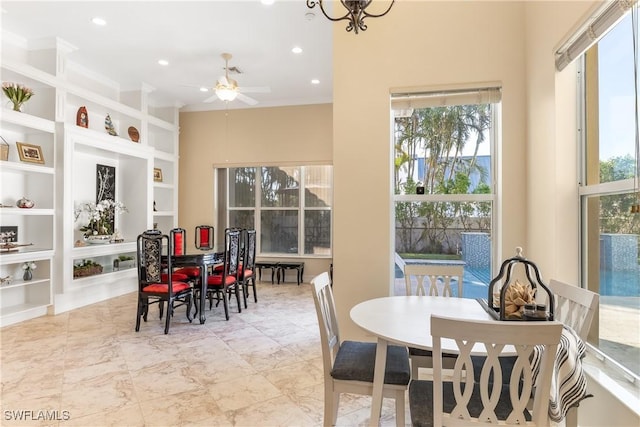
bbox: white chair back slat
[430,315,562,427]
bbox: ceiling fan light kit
[215,85,238,102]
[203,52,268,105]
[306,0,395,34]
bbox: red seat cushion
[207,275,237,286]
[243,269,253,278]
[174,267,200,277]
[161,272,189,282]
[143,281,191,293]
[212,264,224,273]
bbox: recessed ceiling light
[200,87,209,92]
[292,46,303,54]
[311,79,320,85]
[261,0,275,5]
[91,17,107,26]
[158,59,169,66]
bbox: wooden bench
[255,261,279,284]
[277,262,305,285]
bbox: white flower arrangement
[22,261,37,271]
[74,199,127,238]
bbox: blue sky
[599,13,635,160]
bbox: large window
[580,11,640,382]
[391,88,500,298]
[225,165,332,256]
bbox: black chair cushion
[331,340,410,386]
[409,347,458,360]
[409,379,531,427]
[471,355,518,384]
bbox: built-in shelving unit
[1,34,179,325]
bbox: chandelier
[306,0,395,34]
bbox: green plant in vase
[2,82,34,112]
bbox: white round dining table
[349,296,495,426]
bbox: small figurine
[77,106,88,128]
[105,114,117,136]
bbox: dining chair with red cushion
[238,229,257,304]
[170,228,201,280]
[201,228,241,320]
[195,225,214,251]
[135,229,193,334]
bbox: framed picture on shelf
[16,142,44,164]
[153,168,163,182]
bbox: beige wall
[178,104,333,278]
[332,0,529,340]
[523,0,597,284]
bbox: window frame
[391,89,501,296]
[225,165,333,258]
[577,35,640,389]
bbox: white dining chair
[404,264,465,379]
[404,264,464,297]
[409,315,562,427]
[311,272,410,427]
[547,279,599,341]
[545,279,599,427]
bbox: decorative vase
[12,102,23,112]
[16,196,34,208]
[23,269,32,281]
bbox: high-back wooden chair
[195,225,214,251]
[404,264,465,378]
[409,316,562,427]
[135,230,193,334]
[311,272,410,427]
[239,229,257,304]
[170,228,201,282]
[203,228,241,320]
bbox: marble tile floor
[1,281,407,427]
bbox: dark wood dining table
[168,251,223,324]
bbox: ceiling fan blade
[238,86,271,94]
[203,94,219,103]
[236,93,258,106]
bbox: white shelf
[2,34,179,323]
[0,109,56,133]
[72,241,136,258]
[0,249,54,264]
[0,208,54,216]
[0,277,48,290]
[153,210,176,217]
[0,161,55,174]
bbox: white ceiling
[0,0,333,112]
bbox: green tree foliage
[394,104,492,254]
[599,155,639,235]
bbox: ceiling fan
[202,53,270,106]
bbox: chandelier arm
[361,0,395,18]
[307,0,351,23]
